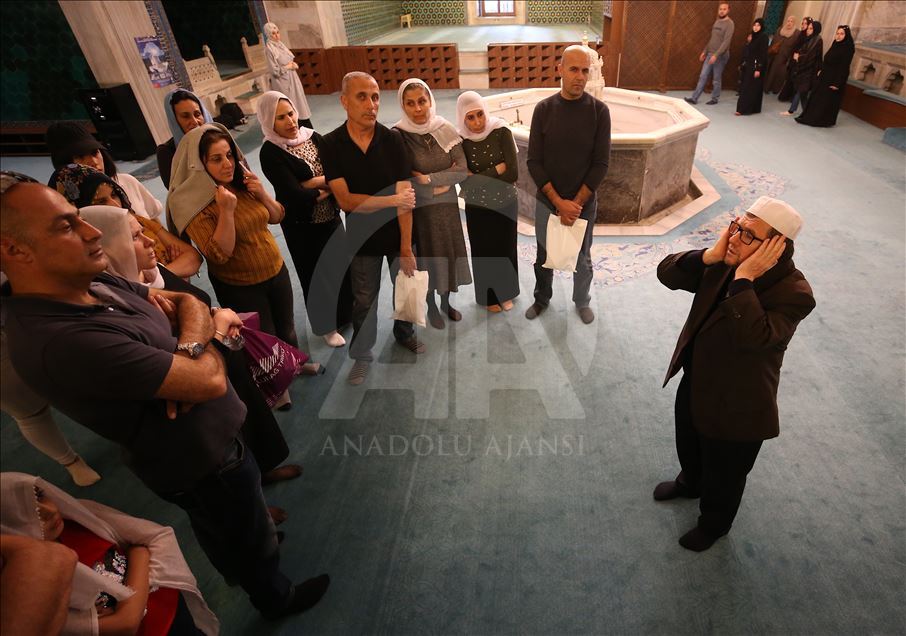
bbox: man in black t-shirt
[0,175,328,620]
[320,72,424,386]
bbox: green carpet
[1,90,903,634]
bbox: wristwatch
[176,342,206,358]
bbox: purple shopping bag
[237,312,309,407]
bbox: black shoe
[684,97,698,105]
[706,98,719,105]
[678,527,726,552]
[653,479,700,501]
[524,302,547,320]
[262,575,330,619]
[577,306,595,324]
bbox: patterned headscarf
[48,163,132,210]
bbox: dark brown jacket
[658,247,815,442]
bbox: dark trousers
[159,438,292,616]
[283,217,353,336]
[533,196,596,308]
[209,264,298,348]
[349,252,414,361]
[674,372,763,536]
[465,199,519,306]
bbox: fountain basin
[482,87,710,224]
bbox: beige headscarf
[0,472,219,635]
[394,79,462,153]
[166,122,246,235]
[780,15,797,38]
[79,206,140,282]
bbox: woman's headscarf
[751,18,767,41]
[164,88,213,146]
[779,15,797,38]
[0,472,219,635]
[257,90,314,150]
[79,206,140,282]
[394,79,462,153]
[167,122,246,234]
[49,163,132,210]
[824,25,856,66]
[263,22,292,58]
[455,91,511,144]
[802,20,823,53]
[794,17,813,51]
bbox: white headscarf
[263,22,292,57]
[455,90,511,143]
[257,90,314,150]
[780,15,797,38]
[393,79,462,153]
[0,472,219,635]
[79,206,140,283]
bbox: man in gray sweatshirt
[686,2,735,105]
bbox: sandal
[487,304,503,313]
[268,506,288,525]
[501,300,515,311]
[261,464,303,485]
[398,336,426,354]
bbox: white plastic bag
[542,216,589,272]
[392,270,429,327]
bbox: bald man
[526,45,611,324]
[0,172,329,618]
[320,71,423,386]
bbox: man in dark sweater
[526,45,611,324]
[686,2,735,105]
[654,197,815,552]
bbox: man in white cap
[652,197,816,551]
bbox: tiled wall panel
[342,0,403,45]
[527,1,593,25]
[0,1,97,121]
[401,0,467,26]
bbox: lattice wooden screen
[487,42,616,89]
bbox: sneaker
[577,306,595,324]
[684,97,698,105]
[706,98,719,105]
[347,360,370,385]
[524,302,547,320]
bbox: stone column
[58,0,173,144]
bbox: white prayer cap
[746,196,802,239]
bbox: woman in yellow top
[168,123,298,351]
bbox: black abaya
[797,30,856,127]
[737,28,769,114]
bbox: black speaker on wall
[78,84,156,161]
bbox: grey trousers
[532,196,596,309]
[349,252,415,361]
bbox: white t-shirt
[115,172,163,220]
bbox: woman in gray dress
[263,22,313,129]
[394,79,472,329]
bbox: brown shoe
[524,302,547,319]
[577,306,595,324]
[347,360,370,385]
[652,479,700,501]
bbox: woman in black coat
[782,20,823,116]
[797,25,856,127]
[258,91,353,347]
[736,19,769,115]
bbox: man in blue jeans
[526,45,611,324]
[686,2,735,105]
